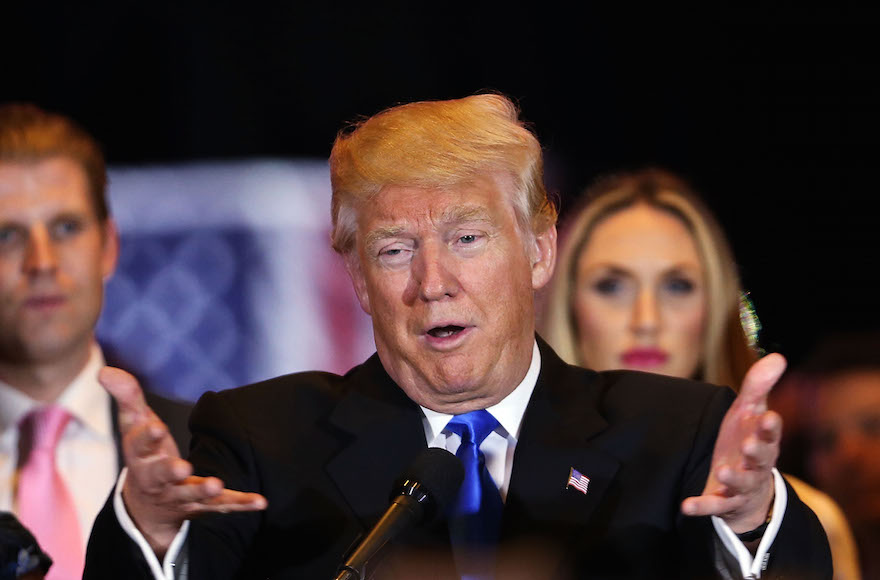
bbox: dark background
[4,2,878,367]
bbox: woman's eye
[665,277,695,294]
[593,277,622,295]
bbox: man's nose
[23,227,59,274]
[413,243,459,301]
[630,288,659,335]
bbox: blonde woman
[541,167,861,580]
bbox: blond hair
[329,93,557,255]
[541,168,756,387]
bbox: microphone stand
[333,481,431,580]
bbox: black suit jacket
[85,339,830,579]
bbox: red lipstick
[621,348,669,369]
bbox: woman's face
[572,203,707,379]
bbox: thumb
[738,352,787,410]
[99,366,151,427]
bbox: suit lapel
[326,355,427,524]
[501,339,621,563]
[325,355,459,577]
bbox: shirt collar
[58,344,112,437]
[0,344,111,438]
[0,381,37,434]
[421,340,541,442]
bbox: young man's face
[347,172,556,414]
[0,157,117,369]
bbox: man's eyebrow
[362,206,497,249]
[439,205,496,226]
[364,225,407,250]
[51,210,92,223]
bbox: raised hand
[100,367,267,557]
[681,353,786,534]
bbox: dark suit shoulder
[197,359,368,422]
[540,342,736,430]
[536,335,736,426]
[193,351,408,432]
[592,369,736,422]
[209,368,347,408]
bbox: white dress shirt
[0,344,118,553]
[119,341,786,579]
[419,340,541,502]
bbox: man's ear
[530,224,557,291]
[101,218,120,281]
[344,252,373,316]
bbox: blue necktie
[445,410,503,579]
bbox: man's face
[809,370,880,528]
[0,157,117,368]
[347,173,556,414]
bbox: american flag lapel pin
[566,467,590,495]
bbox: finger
[182,494,268,515]
[756,411,783,443]
[128,455,193,494]
[682,493,748,518]
[205,490,267,510]
[738,353,787,408]
[742,427,777,457]
[740,413,781,469]
[145,458,194,492]
[185,487,268,512]
[128,471,215,505]
[197,490,268,513]
[100,367,154,430]
[126,420,172,459]
[163,477,267,513]
[740,439,776,471]
[716,463,769,494]
[159,475,225,505]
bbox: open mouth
[427,325,465,338]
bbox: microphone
[333,447,464,580]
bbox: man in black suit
[85,94,830,579]
[0,103,190,580]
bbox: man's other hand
[681,353,786,534]
[100,367,267,558]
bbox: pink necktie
[16,405,84,580]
